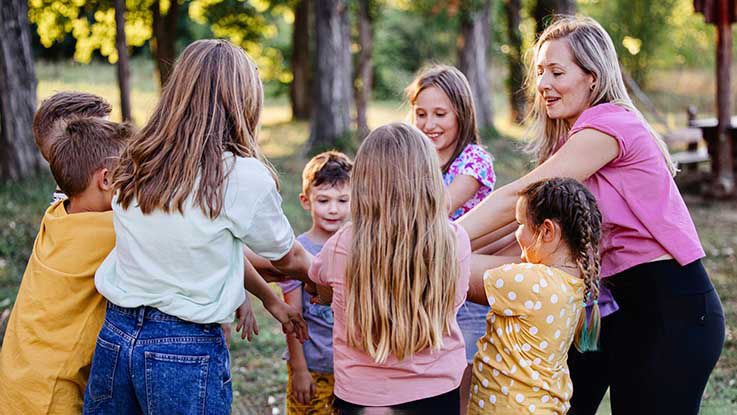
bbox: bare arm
[466,254,521,305]
[457,129,619,244]
[447,175,482,214]
[271,241,314,283]
[283,288,316,404]
[472,223,517,253]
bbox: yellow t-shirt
[0,201,114,414]
[469,263,584,415]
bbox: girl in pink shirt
[458,16,724,415]
[310,123,471,414]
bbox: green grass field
[0,59,735,413]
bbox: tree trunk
[458,0,494,131]
[151,0,179,89]
[115,0,132,122]
[712,4,734,197]
[291,0,312,120]
[308,0,353,153]
[0,0,42,181]
[354,0,373,139]
[504,0,526,124]
[533,0,575,35]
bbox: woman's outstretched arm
[457,128,619,243]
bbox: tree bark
[151,0,179,89]
[504,0,526,124]
[354,0,373,139]
[712,1,734,196]
[533,0,575,35]
[291,0,312,120]
[458,0,494,131]
[308,0,353,153]
[115,0,132,122]
[0,0,42,181]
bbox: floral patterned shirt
[444,144,495,220]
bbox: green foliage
[579,0,718,86]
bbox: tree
[458,0,494,131]
[291,0,312,120]
[354,0,375,139]
[533,0,576,35]
[504,0,526,124]
[308,0,353,153]
[0,0,42,181]
[115,0,132,121]
[150,0,180,88]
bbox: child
[467,177,602,414]
[407,64,496,412]
[0,117,132,413]
[32,91,112,203]
[310,123,471,413]
[278,151,352,414]
[85,39,312,414]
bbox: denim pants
[83,303,232,415]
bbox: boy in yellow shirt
[0,117,132,414]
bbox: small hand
[265,299,309,343]
[291,369,317,405]
[235,299,259,342]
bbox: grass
[1,59,736,413]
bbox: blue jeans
[83,303,232,414]
[456,301,490,364]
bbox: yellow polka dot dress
[469,263,584,414]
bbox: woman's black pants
[567,259,724,415]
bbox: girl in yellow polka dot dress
[467,177,602,414]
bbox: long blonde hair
[524,16,676,176]
[405,64,480,173]
[345,122,459,364]
[114,39,276,218]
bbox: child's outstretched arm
[283,287,317,404]
[466,254,520,304]
[234,295,259,341]
[271,241,313,282]
[243,259,309,342]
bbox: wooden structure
[693,0,737,197]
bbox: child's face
[515,197,541,263]
[413,86,459,157]
[302,183,351,236]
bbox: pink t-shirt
[309,222,471,406]
[568,103,705,277]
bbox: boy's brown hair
[302,150,353,196]
[48,118,133,198]
[33,92,112,158]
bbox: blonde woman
[459,16,724,414]
[84,40,311,414]
[310,123,471,414]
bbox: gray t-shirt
[278,234,334,373]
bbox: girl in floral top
[407,64,496,414]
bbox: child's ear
[541,218,558,243]
[298,193,310,210]
[98,168,112,191]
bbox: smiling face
[412,86,460,164]
[536,39,595,127]
[302,183,351,240]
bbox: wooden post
[713,0,734,196]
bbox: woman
[459,16,724,414]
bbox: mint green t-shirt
[95,155,295,324]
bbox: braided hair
[519,177,603,352]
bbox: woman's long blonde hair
[345,122,459,364]
[524,16,676,176]
[114,39,276,218]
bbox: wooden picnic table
[688,116,737,180]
